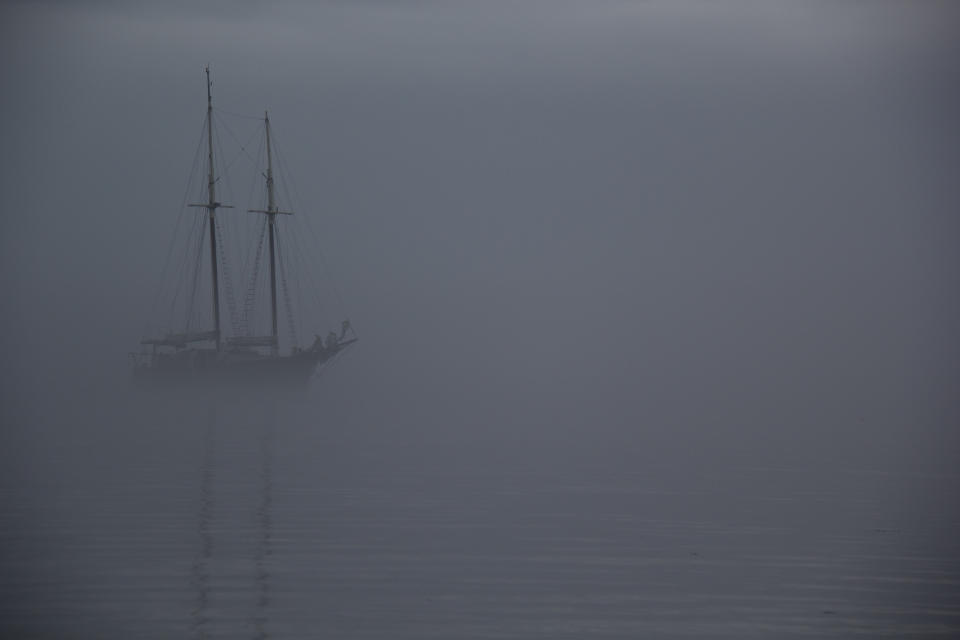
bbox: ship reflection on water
[190,406,216,640]
[0,391,957,639]
[252,406,275,640]
[190,401,277,640]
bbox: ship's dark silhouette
[134,68,356,388]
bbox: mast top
[248,110,293,217]
[205,65,212,111]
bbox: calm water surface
[2,395,957,639]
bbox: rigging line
[212,114,236,218]
[284,221,327,333]
[282,229,304,340]
[274,228,299,348]
[215,120,252,280]
[274,140,356,335]
[164,117,214,331]
[167,211,204,332]
[282,211,334,333]
[214,111,264,175]
[292,234,304,340]
[163,114,213,330]
[273,221,310,331]
[184,216,207,333]
[212,124,242,336]
[213,119,235,214]
[188,228,203,333]
[215,214,241,337]
[242,218,268,333]
[166,216,192,333]
[240,132,267,281]
[182,214,207,331]
[174,214,194,330]
[239,123,268,334]
[214,106,263,120]
[143,113,207,339]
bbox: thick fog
[1,1,958,638]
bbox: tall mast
[265,112,279,356]
[248,112,292,355]
[206,66,222,351]
[188,67,233,349]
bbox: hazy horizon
[2,1,958,637]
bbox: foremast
[189,66,232,351]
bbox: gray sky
[1,1,958,471]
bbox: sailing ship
[132,68,356,387]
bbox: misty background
[1,1,958,638]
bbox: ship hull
[132,344,350,390]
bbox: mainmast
[190,66,232,350]
[266,113,279,355]
[205,67,221,351]
[249,111,292,356]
